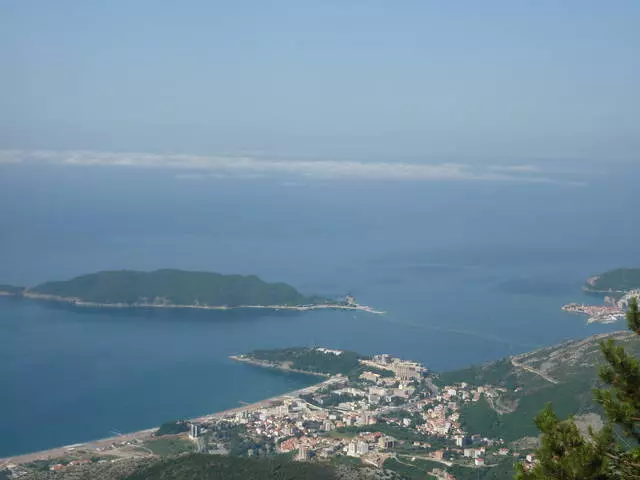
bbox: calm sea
[1,163,638,457]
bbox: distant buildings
[315,347,343,356]
[357,440,369,455]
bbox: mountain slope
[439,331,640,441]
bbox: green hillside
[124,454,338,480]
[438,331,640,441]
[29,269,327,307]
[585,267,640,292]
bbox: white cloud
[0,149,575,184]
[488,164,541,173]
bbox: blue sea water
[1,163,639,457]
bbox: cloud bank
[0,149,577,184]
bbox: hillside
[437,331,640,441]
[124,454,338,480]
[18,454,375,480]
[28,269,328,307]
[584,267,640,293]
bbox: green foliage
[437,358,518,389]
[155,420,189,436]
[460,371,600,442]
[125,453,337,480]
[586,268,640,292]
[382,410,425,427]
[31,269,326,307]
[627,295,640,334]
[449,457,517,480]
[144,437,194,456]
[515,404,612,480]
[205,422,274,457]
[593,296,640,477]
[383,457,443,480]
[460,399,505,438]
[519,298,640,479]
[247,347,365,376]
[300,392,353,407]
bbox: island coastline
[0,290,385,315]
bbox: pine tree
[593,296,640,478]
[516,297,640,479]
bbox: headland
[562,268,640,324]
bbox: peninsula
[0,269,384,314]
[561,268,640,324]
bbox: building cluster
[7,352,542,479]
[186,355,534,477]
[363,354,427,380]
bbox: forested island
[584,267,640,293]
[0,270,386,314]
[28,269,327,307]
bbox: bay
[0,164,638,457]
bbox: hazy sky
[1,1,639,162]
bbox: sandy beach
[0,375,340,466]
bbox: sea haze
[1,163,639,457]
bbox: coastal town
[562,289,640,324]
[1,348,537,479]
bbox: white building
[356,441,369,455]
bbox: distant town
[562,289,640,324]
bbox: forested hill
[28,269,329,307]
[584,267,640,292]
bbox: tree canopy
[31,269,327,307]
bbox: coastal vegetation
[436,358,517,389]
[29,269,329,307]
[584,267,640,292]
[155,420,190,436]
[124,453,339,480]
[245,347,366,376]
[144,437,194,456]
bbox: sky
[1,1,639,171]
